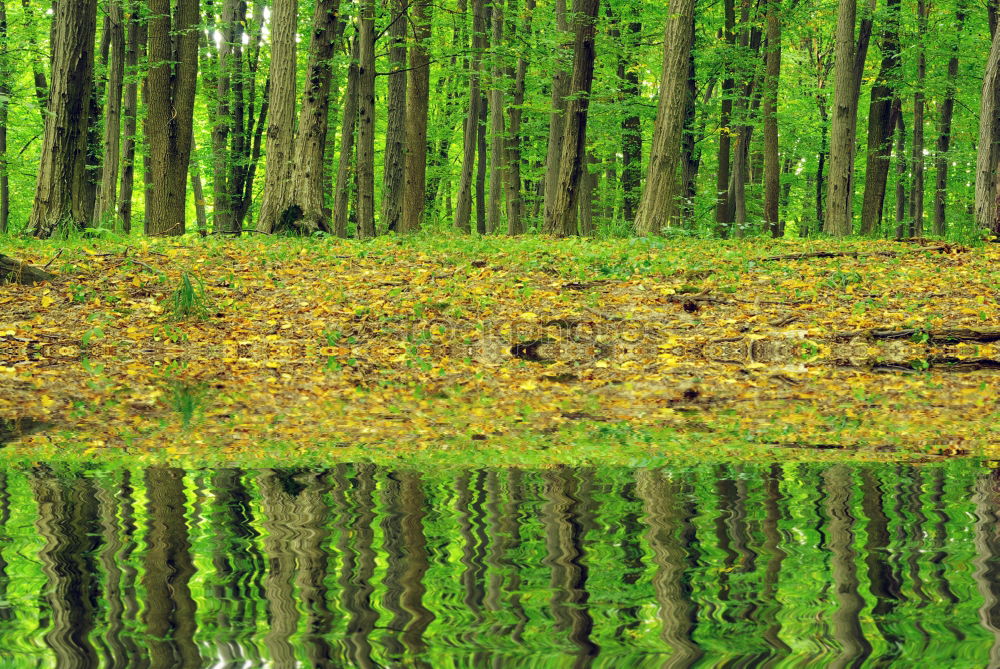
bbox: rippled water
[1,461,999,666]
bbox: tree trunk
[545,0,601,237]
[475,91,488,234]
[909,0,927,236]
[20,0,48,123]
[26,0,97,238]
[578,151,598,235]
[824,0,857,235]
[356,0,377,238]
[284,0,339,234]
[859,0,900,235]
[933,2,964,235]
[401,0,432,233]
[0,0,8,234]
[620,19,643,224]
[679,41,699,222]
[118,2,142,233]
[894,108,908,237]
[976,25,1000,234]
[714,0,736,233]
[504,0,534,235]
[487,0,505,234]
[256,0,298,233]
[190,138,208,236]
[454,0,487,232]
[209,0,242,235]
[381,0,407,233]
[334,37,360,238]
[763,0,782,237]
[633,0,694,235]
[541,0,571,233]
[95,0,125,226]
[143,0,199,237]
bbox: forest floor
[1,233,999,466]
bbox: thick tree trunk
[0,255,53,284]
[95,0,125,226]
[143,0,199,237]
[859,0,900,235]
[334,38,360,238]
[401,0,432,233]
[541,0,571,233]
[763,0,782,237]
[909,0,927,236]
[381,0,407,232]
[504,0,534,235]
[933,4,966,235]
[976,25,1000,234]
[256,0,298,234]
[545,0,601,237]
[27,0,97,238]
[454,0,487,232]
[633,0,694,235]
[117,3,142,233]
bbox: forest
[0,0,998,240]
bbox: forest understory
[1,235,998,466]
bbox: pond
[0,460,997,667]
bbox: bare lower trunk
[541,0,571,233]
[401,0,432,233]
[487,0,505,234]
[763,0,781,237]
[824,0,858,235]
[27,0,97,238]
[381,0,407,233]
[453,0,486,232]
[334,38,359,238]
[118,4,142,233]
[95,0,125,225]
[977,26,1000,233]
[633,0,695,235]
[504,0,534,235]
[933,3,965,235]
[894,111,908,238]
[356,0,376,238]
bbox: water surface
[0,461,997,667]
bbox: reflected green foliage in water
[0,461,996,666]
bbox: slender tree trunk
[541,0,571,233]
[334,37,360,238]
[679,41,698,222]
[487,0,505,234]
[894,108,908,237]
[143,0,199,236]
[20,0,48,123]
[0,0,8,234]
[190,138,207,236]
[859,0,900,235]
[210,0,242,235]
[824,0,858,235]
[545,0,601,237]
[27,0,97,237]
[356,0,377,238]
[620,19,643,224]
[95,0,125,226]
[816,105,828,230]
[633,0,694,234]
[933,3,964,235]
[381,0,407,232]
[475,91,488,233]
[504,0,534,234]
[763,0,782,236]
[578,151,598,235]
[714,0,736,233]
[454,0,487,232]
[401,0,432,232]
[118,2,143,233]
[256,0,298,233]
[909,0,927,236]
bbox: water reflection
[0,462,997,666]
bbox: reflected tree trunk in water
[612,479,646,642]
[760,465,792,660]
[380,470,432,666]
[0,473,13,623]
[210,469,266,665]
[928,468,960,613]
[973,472,1000,667]
[334,463,378,668]
[258,469,335,666]
[31,468,101,668]
[143,467,201,668]
[715,469,755,623]
[860,468,903,658]
[822,465,871,667]
[635,469,702,665]
[457,470,488,619]
[95,470,138,667]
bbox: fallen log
[0,254,54,285]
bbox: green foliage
[168,272,210,320]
